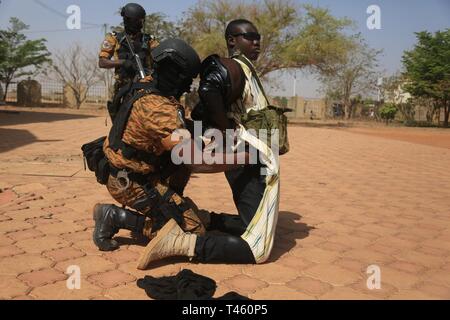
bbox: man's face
[124,17,144,34]
[228,24,261,61]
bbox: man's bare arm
[99,58,125,69]
[178,139,249,174]
[187,154,248,173]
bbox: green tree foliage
[320,36,382,119]
[272,96,288,107]
[113,12,179,41]
[402,30,450,127]
[0,18,51,100]
[178,0,354,78]
[379,103,398,125]
[144,13,179,40]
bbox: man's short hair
[225,19,255,40]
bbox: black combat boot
[93,204,146,251]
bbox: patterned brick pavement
[1,107,449,300]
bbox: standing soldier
[98,3,158,118]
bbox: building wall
[284,96,327,120]
[413,105,446,122]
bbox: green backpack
[234,55,291,155]
[241,105,291,155]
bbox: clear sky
[1,0,449,98]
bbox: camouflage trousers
[106,166,206,240]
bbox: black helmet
[121,3,146,20]
[152,39,201,79]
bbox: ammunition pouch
[81,136,110,185]
[116,31,150,81]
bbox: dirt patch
[341,126,450,149]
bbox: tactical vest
[113,31,152,78]
[108,82,165,168]
[82,83,174,185]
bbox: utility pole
[102,23,109,36]
[377,77,383,102]
[102,23,110,102]
[293,72,298,97]
[291,72,299,116]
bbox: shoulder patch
[102,40,113,50]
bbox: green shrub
[380,103,398,125]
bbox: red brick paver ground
[1,106,450,300]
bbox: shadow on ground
[0,128,63,154]
[0,110,96,127]
[268,211,315,262]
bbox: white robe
[231,57,281,264]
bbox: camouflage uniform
[99,32,159,96]
[103,93,206,240]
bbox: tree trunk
[427,107,437,124]
[3,81,10,101]
[75,89,83,109]
[438,111,441,126]
[76,96,82,109]
[426,110,432,123]
[444,105,449,128]
[345,103,351,120]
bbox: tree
[0,17,51,100]
[380,74,416,123]
[379,103,398,125]
[319,37,382,119]
[272,96,288,108]
[402,30,450,127]
[380,74,403,103]
[98,68,115,101]
[112,12,179,41]
[411,96,439,124]
[144,12,180,40]
[177,0,354,78]
[51,44,101,109]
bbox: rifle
[106,34,146,123]
[123,34,146,80]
